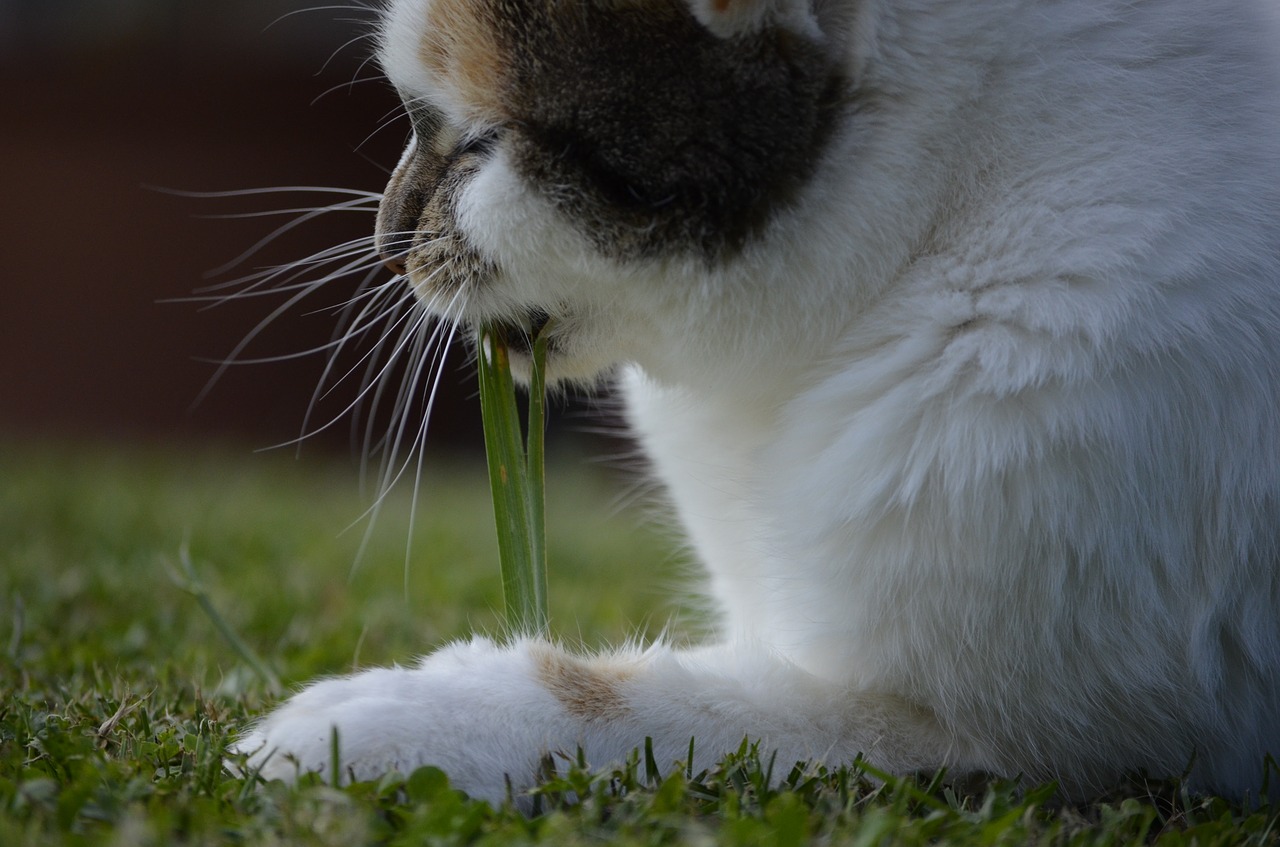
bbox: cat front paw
[231,638,578,803]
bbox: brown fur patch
[418,0,508,125]
[532,645,633,722]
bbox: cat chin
[508,334,627,388]
[505,349,618,388]
[453,312,623,387]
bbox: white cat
[237,0,1280,803]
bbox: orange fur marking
[532,645,633,722]
[418,0,508,125]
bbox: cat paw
[231,638,577,803]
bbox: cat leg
[234,637,963,804]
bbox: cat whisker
[305,284,424,413]
[293,258,404,317]
[192,248,394,405]
[311,72,388,106]
[153,185,382,201]
[182,237,387,302]
[362,280,461,472]
[257,263,463,472]
[195,249,391,324]
[333,289,464,576]
[341,47,387,91]
[194,224,436,307]
[346,312,461,578]
[202,195,384,278]
[357,287,467,549]
[207,278,400,368]
[197,202,380,223]
[188,174,472,573]
[395,307,466,589]
[358,109,412,153]
[264,3,381,35]
[313,31,382,83]
[359,276,461,473]
[262,286,418,451]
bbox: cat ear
[683,0,821,39]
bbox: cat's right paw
[231,638,579,804]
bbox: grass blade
[477,327,549,634]
[525,330,549,620]
[173,546,283,695]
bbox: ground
[2,441,1275,845]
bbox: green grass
[3,441,1278,845]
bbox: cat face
[375,0,850,380]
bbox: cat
[235,0,1280,804]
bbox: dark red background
[1,3,601,455]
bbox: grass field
[3,440,1278,845]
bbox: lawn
[2,440,1277,845]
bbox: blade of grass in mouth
[477,324,550,635]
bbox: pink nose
[381,252,408,276]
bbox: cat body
[239,0,1280,801]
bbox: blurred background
[0,1,680,684]
[1,0,584,455]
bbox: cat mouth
[483,309,555,358]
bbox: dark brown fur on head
[394,0,850,265]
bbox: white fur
[238,0,1280,801]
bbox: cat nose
[381,252,408,277]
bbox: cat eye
[453,130,498,160]
[397,90,445,144]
